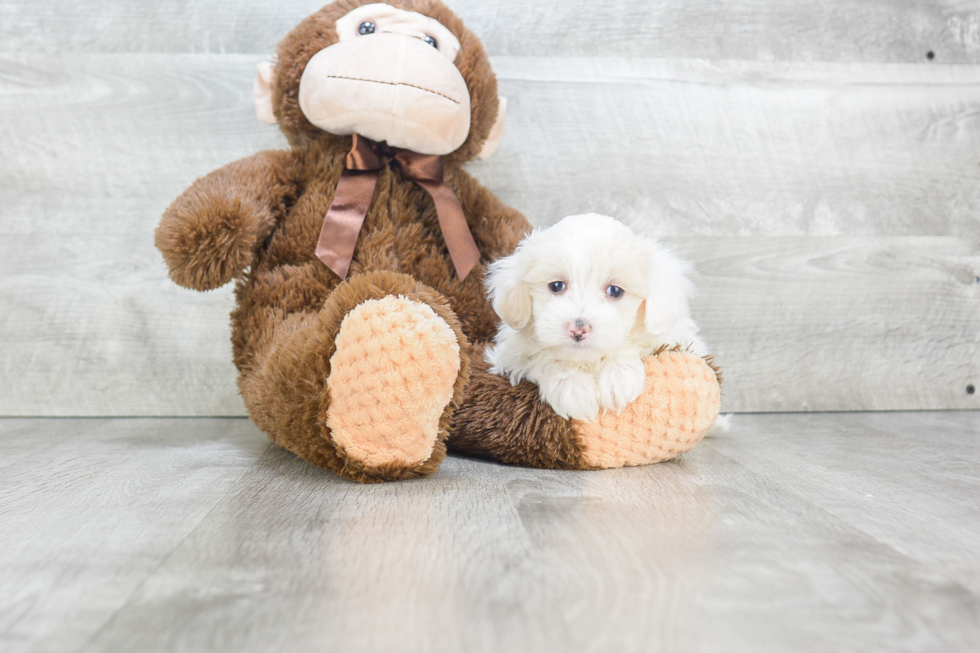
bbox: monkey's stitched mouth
[325,75,461,105]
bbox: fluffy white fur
[485,213,708,422]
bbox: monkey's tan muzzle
[299,33,472,155]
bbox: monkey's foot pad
[327,296,461,469]
[572,350,721,469]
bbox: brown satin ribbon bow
[315,134,481,280]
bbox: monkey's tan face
[297,3,471,155]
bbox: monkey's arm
[450,169,531,262]
[155,149,301,291]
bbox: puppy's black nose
[568,319,592,341]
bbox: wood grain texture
[2,414,979,652]
[3,0,980,63]
[716,411,980,595]
[0,418,269,653]
[4,55,979,239]
[680,236,980,412]
[1,53,978,415]
[2,233,976,415]
[485,57,980,239]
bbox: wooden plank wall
[1,0,978,415]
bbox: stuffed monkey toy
[156,0,721,483]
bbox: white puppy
[485,213,707,422]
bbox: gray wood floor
[2,413,979,653]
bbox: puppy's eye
[358,21,376,35]
[423,35,438,48]
[606,285,624,299]
[548,281,566,294]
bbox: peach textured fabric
[326,296,461,468]
[573,350,721,469]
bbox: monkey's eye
[423,35,438,48]
[548,281,566,294]
[606,285,624,299]
[358,21,376,35]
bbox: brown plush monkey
[156,0,721,483]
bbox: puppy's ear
[642,240,694,336]
[486,245,532,330]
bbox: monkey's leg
[240,270,469,483]
[449,347,720,470]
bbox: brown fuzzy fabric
[156,0,721,482]
[449,348,587,469]
[155,150,302,291]
[157,0,530,482]
[238,270,470,483]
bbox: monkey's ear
[253,61,277,125]
[476,97,507,161]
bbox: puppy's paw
[540,371,600,422]
[597,356,645,412]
